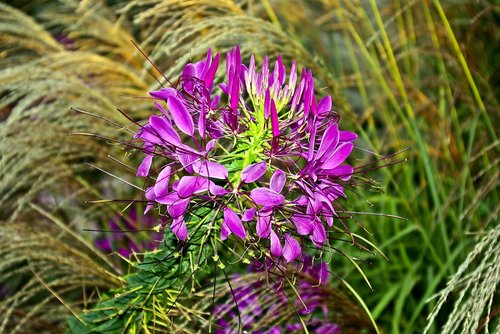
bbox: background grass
[0,0,498,333]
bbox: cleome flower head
[134,46,357,263]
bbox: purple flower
[94,208,161,257]
[134,46,357,262]
[213,256,341,333]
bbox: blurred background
[0,0,498,333]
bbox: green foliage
[66,206,214,334]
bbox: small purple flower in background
[94,208,161,258]
[134,46,357,263]
[212,256,341,334]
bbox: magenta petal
[154,166,172,197]
[270,230,282,257]
[155,192,179,205]
[264,89,271,119]
[205,139,216,152]
[178,153,196,174]
[150,115,181,145]
[168,198,189,218]
[198,103,206,138]
[223,208,246,239]
[208,182,229,196]
[317,96,332,115]
[250,188,285,207]
[210,95,220,109]
[205,53,220,87]
[154,102,170,118]
[256,211,271,238]
[242,207,256,222]
[192,160,228,180]
[339,130,358,142]
[291,214,313,235]
[177,176,209,198]
[322,164,353,181]
[183,63,197,78]
[144,186,155,213]
[171,217,187,241]
[229,70,240,110]
[283,234,301,263]
[293,195,308,206]
[150,87,176,100]
[270,169,286,193]
[310,219,326,244]
[137,155,153,177]
[270,99,280,137]
[220,219,231,241]
[167,96,194,136]
[323,208,334,227]
[241,162,267,183]
[322,143,353,170]
[316,123,339,161]
[307,122,317,162]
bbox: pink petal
[154,102,170,118]
[192,160,228,180]
[283,234,301,263]
[154,166,172,197]
[256,210,272,238]
[150,115,181,145]
[316,123,339,161]
[306,197,322,215]
[229,68,239,110]
[167,198,189,218]
[183,63,197,77]
[177,176,209,198]
[167,96,194,136]
[250,188,285,207]
[178,153,197,174]
[198,103,206,138]
[171,217,188,241]
[223,208,246,239]
[220,219,231,241]
[321,143,353,170]
[264,89,271,119]
[242,208,256,222]
[316,96,332,115]
[205,139,216,152]
[144,186,155,214]
[270,230,282,257]
[270,169,286,193]
[307,122,317,161]
[155,192,179,205]
[137,155,153,177]
[241,162,267,183]
[323,208,334,227]
[310,219,326,244]
[322,164,354,181]
[205,53,220,88]
[291,214,313,235]
[208,182,229,196]
[150,87,176,100]
[136,125,161,145]
[339,130,358,142]
[270,99,280,137]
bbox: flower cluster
[213,257,340,334]
[135,46,356,263]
